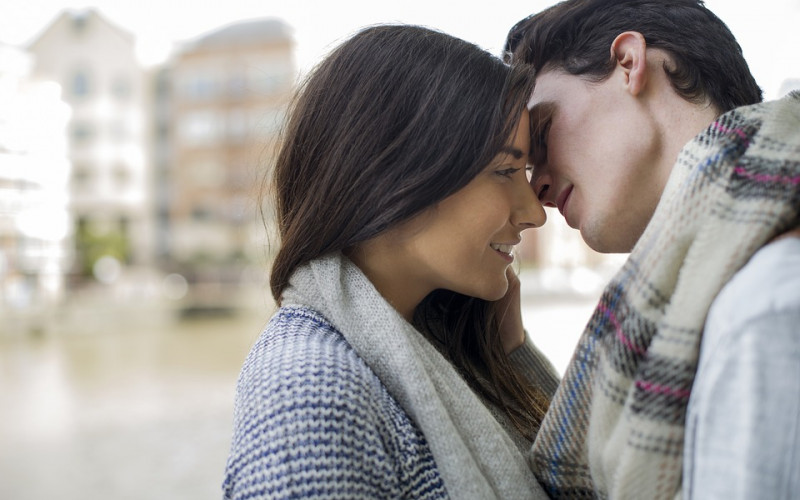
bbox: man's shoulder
[725,91,800,120]
[707,236,800,331]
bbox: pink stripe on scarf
[635,380,691,400]
[599,304,646,355]
[713,122,749,143]
[734,166,800,185]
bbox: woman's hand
[497,267,526,354]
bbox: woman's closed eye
[496,166,522,178]
[491,145,525,179]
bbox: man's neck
[656,93,721,189]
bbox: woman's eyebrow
[498,145,524,160]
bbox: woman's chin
[474,282,510,302]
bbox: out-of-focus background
[0,1,797,498]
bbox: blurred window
[72,164,93,191]
[253,107,285,136]
[191,205,213,221]
[156,123,169,141]
[179,112,219,145]
[227,109,247,142]
[71,70,90,98]
[110,121,128,142]
[112,76,132,101]
[183,74,216,100]
[228,163,251,189]
[71,13,88,35]
[227,74,247,98]
[192,160,223,187]
[228,195,247,224]
[70,121,94,144]
[247,66,289,94]
[155,71,170,99]
[113,164,131,190]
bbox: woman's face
[352,110,545,319]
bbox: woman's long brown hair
[267,24,549,439]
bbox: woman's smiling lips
[490,242,516,262]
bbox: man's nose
[530,169,556,208]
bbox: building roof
[27,9,135,51]
[187,18,293,51]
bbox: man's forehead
[526,70,562,109]
[528,100,557,124]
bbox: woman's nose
[512,175,546,229]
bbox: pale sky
[1,0,798,99]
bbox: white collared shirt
[684,236,800,499]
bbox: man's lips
[556,186,573,218]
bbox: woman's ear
[610,31,648,96]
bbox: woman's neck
[344,242,427,323]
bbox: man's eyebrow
[529,101,557,129]
[529,101,557,156]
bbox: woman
[223,25,558,499]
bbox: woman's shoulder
[225,304,448,499]
[248,305,346,361]
[267,304,339,338]
[239,305,373,396]
[234,304,424,448]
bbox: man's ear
[610,31,648,96]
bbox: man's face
[528,68,668,253]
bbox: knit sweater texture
[223,306,448,499]
[224,253,558,499]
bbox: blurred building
[6,7,621,319]
[0,44,72,309]
[521,211,608,269]
[150,66,173,267]
[165,18,294,308]
[26,9,153,280]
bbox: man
[505,1,800,498]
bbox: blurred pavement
[0,273,601,500]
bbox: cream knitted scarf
[282,253,549,499]
[530,93,800,499]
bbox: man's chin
[581,225,635,254]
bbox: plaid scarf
[530,92,800,499]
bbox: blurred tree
[75,222,130,279]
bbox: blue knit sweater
[223,306,449,499]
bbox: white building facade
[27,9,153,277]
[0,44,72,310]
